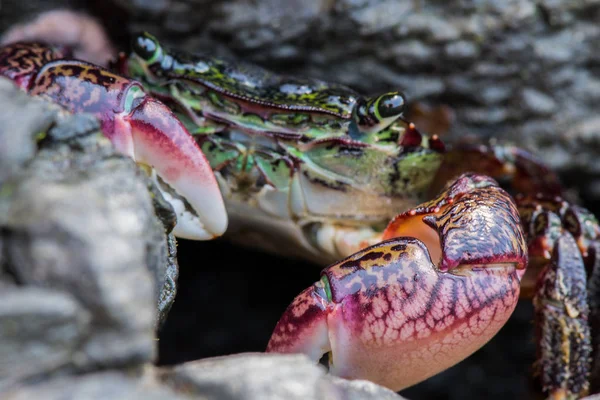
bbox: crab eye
[376,92,405,119]
[132,33,160,63]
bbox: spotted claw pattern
[267,174,527,391]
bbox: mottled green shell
[124,33,445,225]
[145,47,359,119]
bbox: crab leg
[588,242,600,394]
[267,174,528,391]
[533,234,591,399]
[428,140,563,198]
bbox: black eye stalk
[354,91,406,133]
[377,93,405,119]
[131,32,160,63]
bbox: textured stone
[325,376,406,399]
[158,353,405,400]
[3,138,158,369]
[0,78,176,374]
[1,371,187,400]
[0,79,58,185]
[0,287,90,385]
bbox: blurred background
[2,0,599,398]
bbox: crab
[0,33,598,399]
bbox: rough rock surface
[2,371,188,400]
[0,77,167,379]
[159,353,402,400]
[1,354,405,400]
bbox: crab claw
[114,91,227,239]
[267,174,527,391]
[1,42,227,239]
[20,58,227,239]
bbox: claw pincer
[267,174,527,391]
[0,42,227,239]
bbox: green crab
[1,32,599,399]
[118,32,446,263]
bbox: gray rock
[157,234,179,326]
[0,77,176,375]
[520,88,557,116]
[158,352,405,400]
[0,287,90,385]
[1,355,406,400]
[0,79,58,185]
[1,371,188,400]
[3,134,158,370]
[326,375,407,400]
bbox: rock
[520,88,557,116]
[325,376,407,399]
[1,10,116,66]
[0,287,90,386]
[4,124,157,370]
[157,234,179,325]
[0,77,177,376]
[158,353,405,400]
[1,371,187,400]
[1,355,407,400]
[0,79,57,185]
